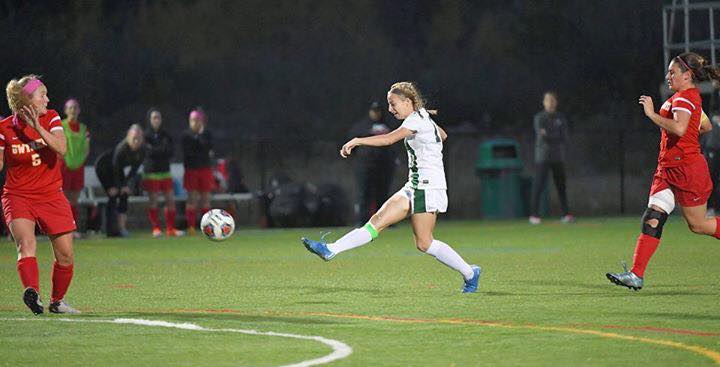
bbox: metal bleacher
[77,163,254,206]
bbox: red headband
[676,56,694,76]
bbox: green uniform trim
[404,140,419,189]
[413,189,426,214]
[363,222,378,240]
[144,171,172,180]
[61,118,89,170]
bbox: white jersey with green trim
[400,108,447,190]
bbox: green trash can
[475,138,524,219]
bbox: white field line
[0,317,352,367]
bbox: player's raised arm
[20,95,67,156]
[340,127,413,158]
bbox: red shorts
[143,177,173,193]
[184,167,215,192]
[2,192,76,235]
[61,164,85,191]
[650,158,713,207]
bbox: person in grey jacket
[529,91,574,224]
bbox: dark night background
[0,1,668,152]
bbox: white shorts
[393,185,448,214]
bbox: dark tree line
[1,0,663,156]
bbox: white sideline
[0,317,352,367]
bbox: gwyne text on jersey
[11,139,46,154]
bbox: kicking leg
[682,203,720,237]
[302,193,410,260]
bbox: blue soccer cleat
[301,234,335,261]
[462,265,481,293]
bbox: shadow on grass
[510,279,715,296]
[294,285,384,296]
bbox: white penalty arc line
[0,317,352,367]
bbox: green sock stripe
[363,222,379,240]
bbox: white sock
[426,239,475,280]
[327,228,373,255]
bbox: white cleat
[529,216,541,225]
[49,300,81,314]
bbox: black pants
[706,151,720,210]
[531,161,569,217]
[356,166,394,226]
[95,152,129,236]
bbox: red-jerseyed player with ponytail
[1,75,79,314]
[607,52,720,290]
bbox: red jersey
[0,110,64,201]
[657,88,703,167]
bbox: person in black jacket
[348,101,397,226]
[181,109,214,234]
[529,91,574,225]
[95,124,145,237]
[142,108,183,238]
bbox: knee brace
[641,207,669,239]
[118,193,129,214]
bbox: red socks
[165,208,176,231]
[631,234,660,278]
[17,257,40,292]
[148,208,160,229]
[17,257,74,302]
[714,217,720,239]
[51,262,74,303]
[186,208,197,229]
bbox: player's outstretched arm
[0,149,4,172]
[340,127,414,158]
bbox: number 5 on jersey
[31,153,41,166]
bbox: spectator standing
[142,108,183,237]
[529,91,574,225]
[348,101,397,226]
[181,109,214,234]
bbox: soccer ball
[200,209,235,241]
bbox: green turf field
[1,217,720,366]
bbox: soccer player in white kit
[302,82,481,293]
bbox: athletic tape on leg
[363,222,378,240]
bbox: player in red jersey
[607,52,720,290]
[2,75,79,314]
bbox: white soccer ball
[200,209,235,241]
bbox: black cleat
[23,288,44,315]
